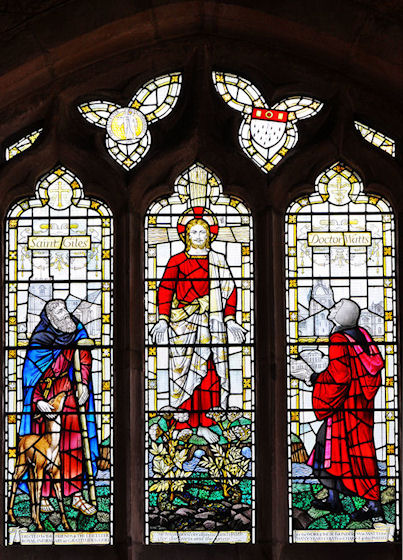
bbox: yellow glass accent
[333,164,344,172]
[289,279,297,288]
[291,379,299,388]
[230,198,240,207]
[387,444,395,454]
[288,111,296,121]
[123,158,133,167]
[9,251,17,259]
[288,215,296,224]
[103,282,111,291]
[55,169,64,176]
[71,180,79,189]
[223,93,231,102]
[146,113,155,122]
[148,281,156,290]
[243,378,252,389]
[242,312,251,322]
[384,247,392,256]
[171,75,179,82]
[9,317,16,325]
[290,345,298,355]
[132,100,140,109]
[102,250,110,259]
[8,349,16,358]
[386,378,394,387]
[102,381,111,391]
[386,411,395,420]
[8,414,16,424]
[369,196,379,205]
[9,448,16,458]
[279,147,288,156]
[102,348,110,357]
[385,311,393,320]
[149,347,157,356]
[242,246,250,256]
[102,218,110,227]
[291,411,299,422]
[148,216,157,225]
[81,105,90,113]
[9,219,18,228]
[91,201,100,209]
[289,312,298,321]
[264,162,274,171]
[209,177,218,186]
[215,74,224,83]
[102,314,110,324]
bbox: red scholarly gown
[158,251,236,428]
[308,328,384,500]
[32,348,91,496]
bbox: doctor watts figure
[292,298,385,522]
[151,208,246,444]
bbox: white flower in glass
[78,72,182,170]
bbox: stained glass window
[5,128,43,161]
[145,163,254,544]
[212,71,323,173]
[5,166,113,545]
[286,162,398,543]
[78,72,182,170]
[355,121,396,157]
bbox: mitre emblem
[213,71,323,173]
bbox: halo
[177,207,219,243]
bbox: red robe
[32,348,91,496]
[158,251,236,428]
[308,328,384,500]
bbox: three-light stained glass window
[286,162,398,543]
[144,163,255,544]
[5,166,114,545]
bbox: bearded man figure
[151,212,246,443]
[19,299,98,516]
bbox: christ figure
[151,215,246,443]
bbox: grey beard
[48,313,76,333]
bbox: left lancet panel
[5,166,114,545]
[5,129,43,161]
[78,72,182,170]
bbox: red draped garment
[158,251,236,428]
[308,328,384,500]
[32,348,91,496]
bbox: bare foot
[197,426,219,443]
[72,493,96,515]
[40,498,54,513]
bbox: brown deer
[8,391,70,531]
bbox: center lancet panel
[145,163,255,544]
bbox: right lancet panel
[286,162,399,544]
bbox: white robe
[168,250,235,407]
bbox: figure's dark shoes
[311,498,343,513]
[350,506,384,522]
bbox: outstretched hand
[290,359,313,386]
[37,400,56,419]
[227,320,247,343]
[77,383,89,406]
[151,319,168,344]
